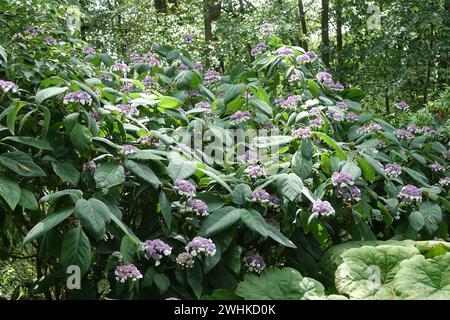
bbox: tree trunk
[321,0,330,67]
[336,0,343,81]
[204,1,222,67]
[423,24,434,106]
[298,0,308,50]
[154,0,167,13]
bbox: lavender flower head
[326,109,344,122]
[384,163,402,178]
[115,264,143,282]
[407,124,418,133]
[251,42,267,56]
[244,165,266,179]
[243,251,266,273]
[176,252,195,268]
[204,70,221,83]
[0,80,19,93]
[268,194,280,209]
[117,104,139,116]
[186,199,209,217]
[98,73,113,81]
[251,188,271,204]
[230,111,251,125]
[332,172,354,187]
[288,74,300,83]
[182,34,194,42]
[85,161,97,173]
[398,185,422,203]
[194,62,203,69]
[143,75,155,87]
[336,185,361,202]
[121,84,133,93]
[144,239,172,265]
[292,126,312,139]
[259,23,274,33]
[357,122,382,134]
[278,95,302,109]
[395,129,414,140]
[84,47,96,55]
[329,82,345,91]
[43,36,57,46]
[138,135,158,146]
[312,200,335,217]
[296,51,317,64]
[174,179,196,197]
[63,91,92,105]
[277,47,294,56]
[439,177,450,187]
[395,101,409,110]
[195,101,213,115]
[336,102,348,110]
[185,237,216,257]
[346,113,358,122]
[111,62,130,74]
[430,162,445,172]
[121,144,137,155]
[309,116,323,128]
[242,150,259,164]
[25,25,37,35]
[316,72,333,83]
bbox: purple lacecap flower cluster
[189,90,199,98]
[356,122,382,134]
[439,177,450,186]
[204,70,221,82]
[138,135,158,146]
[430,162,445,172]
[296,51,317,64]
[421,126,434,133]
[346,113,358,122]
[251,189,279,208]
[144,239,172,265]
[178,64,189,72]
[90,110,100,122]
[309,115,323,128]
[277,95,302,109]
[111,62,130,73]
[268,194,280,209]
[395,101,409,110]
[230,111,251,125]
[85,161,97,173]
[174,179,196,197]
[115,264,143,282]
[244,165,266,179]
[182,34,194,42]
[241,150,259,164]
[277,47,294,56]
[315,72,344,91]
[398,184,422,203]
[112,251,123,260]
[121,144,137,155]
[63,91,92,105]
[176,252,195,268]
[336,102,348,110]
[292,126,312,139]
[195,101,213,115]
[406,124,419,134]
[143,75,155,87]
[0,80,19,93]
[288,74,300,83]
[185,237,216,257]
[121,84,133,93]
[384,163,402,178]
[312,200,335,217]
[194,62,203,69]
[336,185,361,202]
[395,129,414,140]
[326,109,344,122]
[43,36,57,46]
[264,123,277,130]
[25,25,37,35]
[243,251,266,273]
[130,53,147,63]
[259,23,274,33]
[117,104,139,116]
[332,172,354,187]
[251,41,267,56]
[98,73,113,81]
[186,198,209,217]
[84,47,96,55]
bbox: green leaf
[39,189,83,204]
[154,273,170,294]
[231,184,252,205]
[408,211,425,232]
[167,154,197,181]
[306,80,320,98]
[60,226,92,276]
[187,262,203,298]
[393,253,450,299]
[22,207,74,245]
[419,202,442,236]
[3,136,53,150]
[357,158,376,183]
[335,245,419,299]
[198,167,232,193]
[124,159,160,188]
[120,235,136,264]
[175,70,193,89]
[0,151,46,177]
[19,188,38,211]
[276,173,303,202]
[199,207,241,237]
[0,45,7,62]
[94,163,125,189]
[74,199,111,240]
[236,267,325,300]
[224,84,245,105]
[142,267,156,288]
[52,162,80,185]
[157,96,182,109]
[69,123,92,158]
[35,86,69,104]
[0,174,21,210]
[240,208,269,237]
[250,97,272,117]
[159,191,172,228]
[314,132,347,160]
[403,167,430,187]
[266,224,297,248]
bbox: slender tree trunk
[203,1,221,67]
[321,0,330,67]
[154,0,167,13]
[385,88,390,114]
[423,24,434,106]
[336,0,343,80]
[298,0,308,50]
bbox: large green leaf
[0,151,46,177]
[335,245,419,299]
[393,253,450,299]
[199,206,241,237]
[23,207,74,245]
[167,154,197,181]
[314,132,347,160]
[124,159,160,188]
[52,162,80,185]
[224,83,245,105]
[3,137,53,150]
[236,267,325,300]
[74,199,111,240]
[94,162,125,189]
[276,173,303,202]
[35,86,68,104]
[419,202,442,236]
[0,174,21,210]
[39,189,83,204]
[69,123,92,158]
[240,208,269,237]
[60,226,92,276]
[19,188,39,211]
